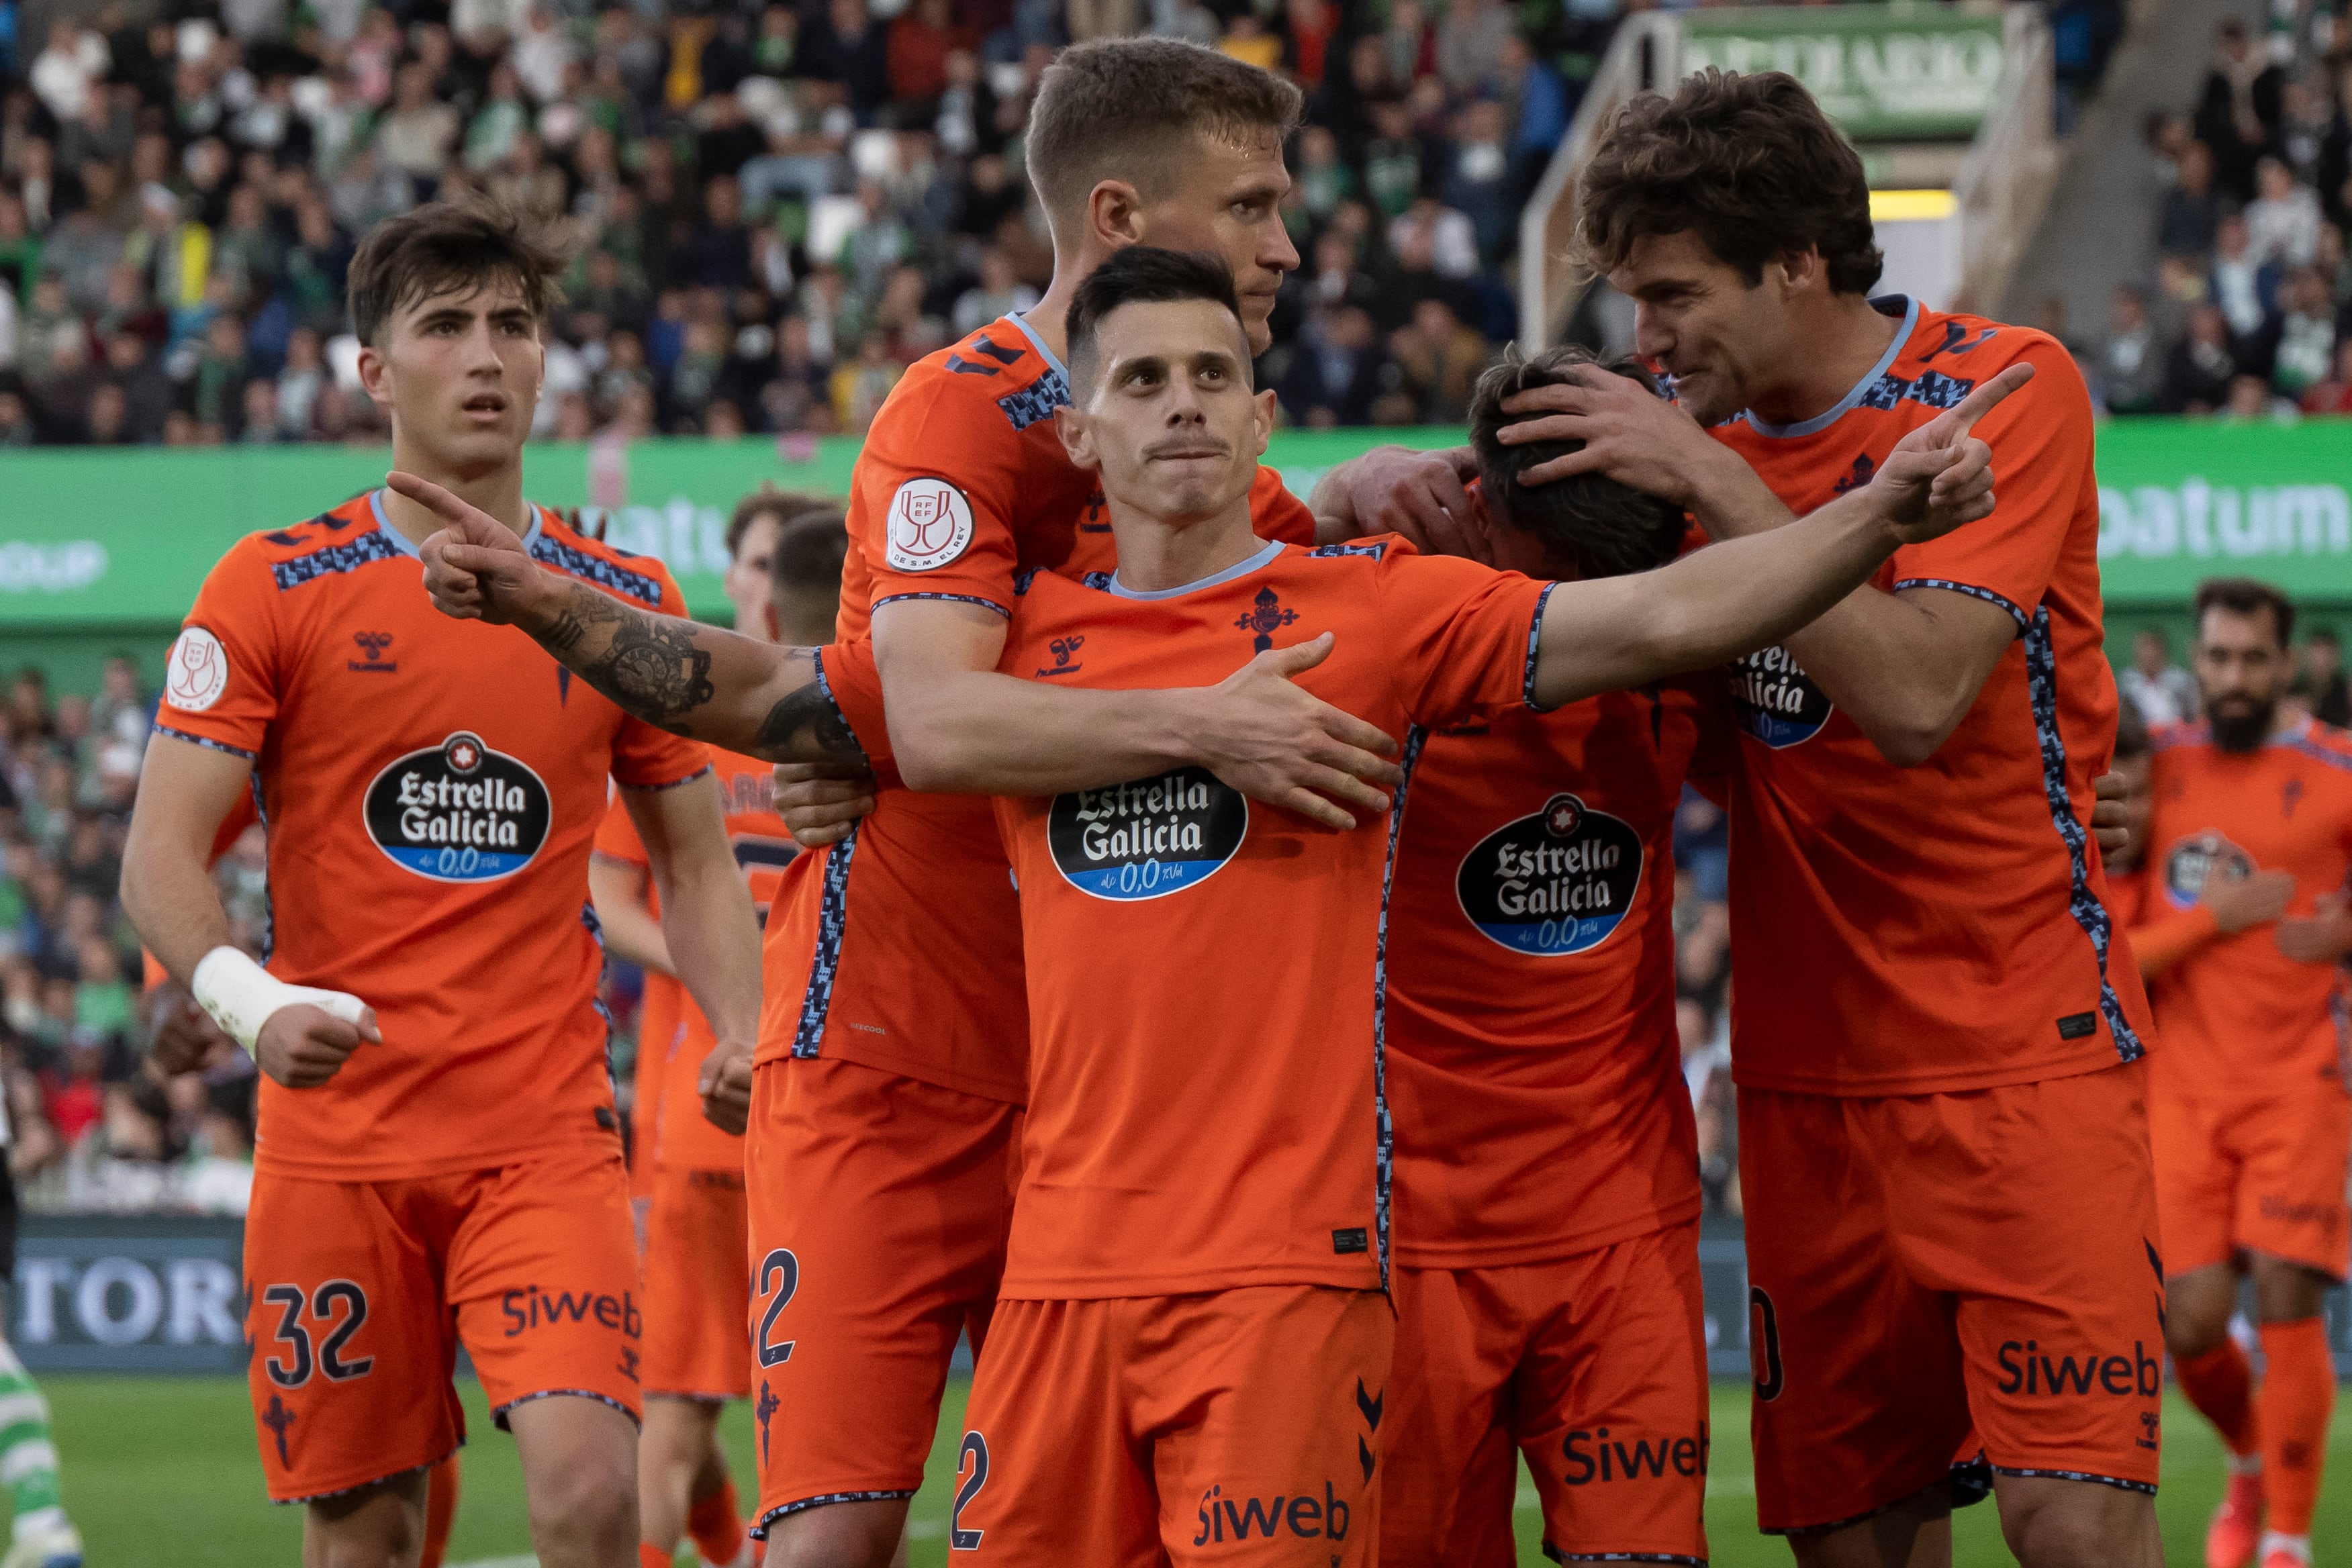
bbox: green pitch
[52,1376,2352,1565]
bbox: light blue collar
[1005,311,1071,385]
[1109,536,1284,600]
[369,487,546,556]
[1739,295,1920,439]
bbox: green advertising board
[1,418,2348,653]
[1679,6,2008,142]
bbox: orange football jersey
[1385,677,1722,1266]
[987,537,1552,1298]
[2145,718,2352,1091]
[1709,297,2153,1095]
[594,752,796,1171]
[155,492,709,1179]
[758,313,1313,1101]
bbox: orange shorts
[244,1140,643,1503]
[1738,1063,2165,1533]
[2149,1078,2352,1280]
[954,1285,1393,1566]
[745,1055,1017,1536]
[1386,1220,1709,1567]
[643,1165,752,1401]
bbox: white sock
[10,1507,64,1542]
[2259,1531,2311,1563]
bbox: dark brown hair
[2196,577,2295,648]
[2112,690,2151,761]
[1065,246,1245,393]
[727,484,841,558]
[1026,38,1303,230]
[769,509,850,597]
[1579,70,1882,297]
[346,195,567,346]
[1468,348,1685,581]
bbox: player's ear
[356,340,387,404]
[1089,178,1144,248]
[763,601,781,642]
[1250,387,1276,455]
[1053,404,1100,473]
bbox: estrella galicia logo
[1727,645,1833,748]
[1047,767,1246,901]
[363,732,552,882]
[2163,830,2255,912]
[1456,792,1643,955]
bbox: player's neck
[1106,494,1261,593]
[1744,293,1903,428]
[379,441,530,547]
[1021,260,1080,366]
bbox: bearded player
[2142,579,2352,1568]
[412,241,2022,1565]
[120,198,762,1568]
[1322,70,2161,1568]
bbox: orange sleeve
[855,373,1026,617]
[1373,549,1556,728]
[2129,903,2221,979]
[1681,675,1740,808]
[1887,333,2089,620]
[154,539,282,758]
[816,640,894,773]
[1251,468,1319,547]
[608,567,715,789]
[592,791,650,867]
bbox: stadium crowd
[2091,15,2352,415]
[0,0,1600,446]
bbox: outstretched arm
[408,471,1406,828]
[1529,371,2022,709]
[1494,362,2046,766]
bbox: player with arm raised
[2142,581,2352,1568]
[422,243,2018,1566]
[1319,68,2163,1568]
[117,199,761,1568]
[422,42,1392,1568]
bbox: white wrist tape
[191,947,371,1053]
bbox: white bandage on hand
[191,946,372,1053]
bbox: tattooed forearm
[519,581,857,761]
[751,650,872,765]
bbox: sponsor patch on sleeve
[165,627,230,713]
[883,478,977,574]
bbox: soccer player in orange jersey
[414,243,2020,1565]
[1378,349,1724,1567]
[607,42,1398,1568]
[117,199,764,1568]
[1321,71,2163,1568]
[2138,580,2352,1568]
[592,504,844,1568]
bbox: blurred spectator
[1389,297,1491,424]
[1278,301,1397,428]
[2301,628,2352,728]
[2122,627,2200,726]
[2157,139,2220,259]
[2100,284,2164,414]
[2247,156,2324,268]
[2195,17,2282,203]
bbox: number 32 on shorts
[261,1280,374,1387]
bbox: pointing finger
[1942,362,2035,440]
